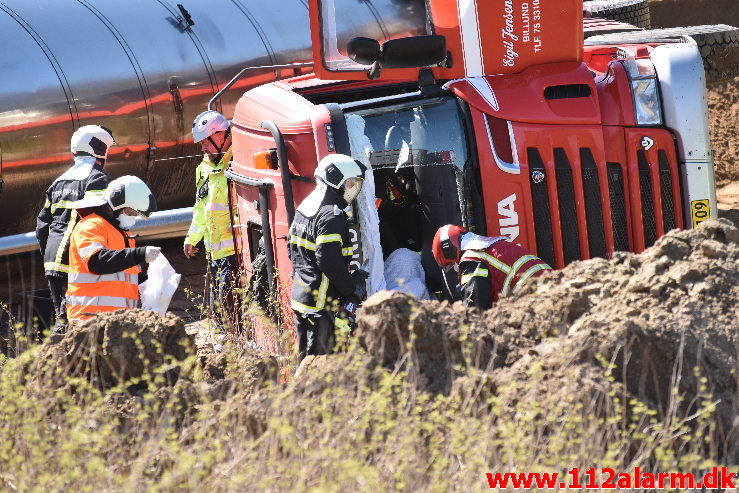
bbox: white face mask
[343,178,363,204]
[116,212,138,230]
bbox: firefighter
[36,125,115,332]
[183,110,237,319]
[376,169,422,258]
[65,176,160,322]
[289,153,368,362]
[432,224,552,310]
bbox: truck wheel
[585,25,739,84]
[583,17,642,39]
[583,0,651,29]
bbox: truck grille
[606,162,629,252]
[581,149,607,259]
[527,131,683,268]
[554,148,582,265]
[528,149,555,267]
[638,150,658,247]
[659,150,677,233]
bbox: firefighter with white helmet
[36,125,115,332]
[432,224,552,310]
[65,175,160,322]
[184,110,237,320]
[288,153,368,362]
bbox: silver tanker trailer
[0,0,423,255]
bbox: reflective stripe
[204,203,230,212]
[334,316,351,333]
[54,209,78,268]
[44,198,51,208]
[44,261,69,273]
[69,272,138,284]
[462,250,511,275]
[502,254,538,295]
[79,242,105,258]
[513,264,551,293]
[188,225,205,234]
[209,238,234,252]
[289,236,317,251]
[461,265,489,285]
[290,274,329,313]
[315,234,343,245]
[50,200,78,213]
[66,295,133,309]
[86,189,105,196]
[342,246,354,256]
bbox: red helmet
[432,224,468,268]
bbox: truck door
[308,0,584,81]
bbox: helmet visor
[343,177,364,203]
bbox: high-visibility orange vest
[66,213,140,321]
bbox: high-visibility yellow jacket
[66,213,143,321]
[184,148,235,260]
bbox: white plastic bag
[139,253,181,316]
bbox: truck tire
[585,25,739,84]
[583,17,642,39]
[583,0,651,29]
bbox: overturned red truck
[224,0,725,352]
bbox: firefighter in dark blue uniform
[288,154,368,362]
[36,125,115,332]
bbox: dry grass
[0,305,725,493]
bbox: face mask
[116,212,137,230]
[343,179,363,204]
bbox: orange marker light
[254,149,278,169]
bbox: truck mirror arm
[207,62,314,112]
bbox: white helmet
[70,125,116,159]
[314,154,367,189]
[192,110,230,143]
[105,175,157,218]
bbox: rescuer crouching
[432,224,553,310]
[288,154,369,363]
[65,176,161,323]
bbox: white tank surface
[0,0,425,251]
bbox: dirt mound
[199,347,279,398]
[31,310,193,390]
[708,79,739,185]
[356,219,739,460]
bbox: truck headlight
[623,58,663,126]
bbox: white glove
[144,246,162,263]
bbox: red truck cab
[226,0,717,352]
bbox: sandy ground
[718,182,739,226]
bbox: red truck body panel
[309,0,584,81]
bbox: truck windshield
[344,95,476,300]
[344,96,469,173]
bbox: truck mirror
[347,35,447,70]
[380,35,446,69]
[347,37,381,66]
